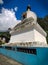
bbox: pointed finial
[27,4,31,11]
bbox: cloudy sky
[0,0,48,31]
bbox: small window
[12,47,15,51]
[17,47,37,55]
[0,46,3,48]
[5,46,12,50]
[22,12,27,19]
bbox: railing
[15,42,47,47]
[3,42,48,47]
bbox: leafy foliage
[37,15,48,43]
[0,41,5,45]
[0,32,11,45]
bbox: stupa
[9,5,47,46]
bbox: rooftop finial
[27,4,31,11]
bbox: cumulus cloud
[0,8,21,31]
[0,0,3,4]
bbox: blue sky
[0,0,48,19]
[0,0,48,31]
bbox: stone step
[0,54,22,65]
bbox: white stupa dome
[22,5,37,22]
[26,10,37,21]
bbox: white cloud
[0,0,3,4]
[14,7,18,11]
[0,8,21,31]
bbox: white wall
[34,29,47,44]
[9,29,47,44]
[9,30,35,43]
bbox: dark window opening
[0,46,3,48]
[22,12,27,19]
[5,46,12,50]
[12,47,15,51]
[17,47,37,55]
